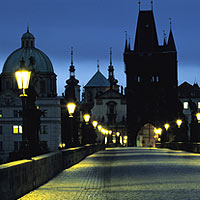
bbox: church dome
[2,28,54,74]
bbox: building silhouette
[124,7,179,146]
[0,28,61,163]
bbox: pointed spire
[138,0,141,11]
[150,0,153,11]
[169,18,172,30]
[69,47,75,78]
[110,47,112,65]
[124,31,128,52]
[167,18,176,51]
[97,60,100,71]
[128,35,131,50]
[27,25,30,33]
[163,30,167,46]
[71,47,73,65]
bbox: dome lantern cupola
[21,27,35,48]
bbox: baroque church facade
[82,49,127,142]
[0,29,62,163]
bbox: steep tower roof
[134,10,159,52]
[167,29,176,51]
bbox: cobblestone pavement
[20,147,200,200]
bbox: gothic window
[156,76,159,82]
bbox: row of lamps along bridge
[14,66,128,149]
[67,102,128,146]
[15,66,200,147]
[154,116,200,142]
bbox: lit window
[137,76,141,82]
[198,102,200,109]
[183,102,189,109]
[156,76,159,82]
[13,125,23,134]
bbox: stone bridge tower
[124,7,179,146]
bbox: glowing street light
[67,102,76,118]
[92,120,98,129]
[83,114,90,123]
[15,60,31,97]
[164,123,170,131]
[176,119,182,128]
[196,113,200,123]
[97,125,102,131]
[116,132,120,137]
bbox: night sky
[0,0,200,96]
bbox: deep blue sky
[0,0,200,95]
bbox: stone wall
[0,144,105,200]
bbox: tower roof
[167,29,176,51]
[85,70,110,87]
[134,10,159,52]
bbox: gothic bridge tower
[124,6,179,146]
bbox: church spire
[97,60,100,71]
[69,47,75,78]
[108,48,118,89]
[151,0,153,11]
[163,30,167,46]
[138,0,141,11]
[124,31,128,52]
[110,47,112,65]
[167,18,176,51]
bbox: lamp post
[66,102,76,147]
[15,59,31,156]
[15,58,42,158]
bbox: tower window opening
[137,76,141,83]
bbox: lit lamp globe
[67,102,76,117]
[15,67,31,97]
[92,120,98,129]
[196,113,200,123]
[116,132,120,137]
[176,119,182,128]
[97,125,102,131]
[164,123,170,131]
[83,114,90,123]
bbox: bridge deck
[20,147,200,200]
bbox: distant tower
[108,48,119,91]
[124,6,179,146]
[64,47,80,102]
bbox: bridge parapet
[0,144,105,200]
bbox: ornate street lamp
[176,119,182,128]
[164,123,170,131]
[83,113,90,124]
[67,102,76,117]
[15,59,31,97]
[15,58,42,158]
[92,120,98,129]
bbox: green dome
[2,29,54,73]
